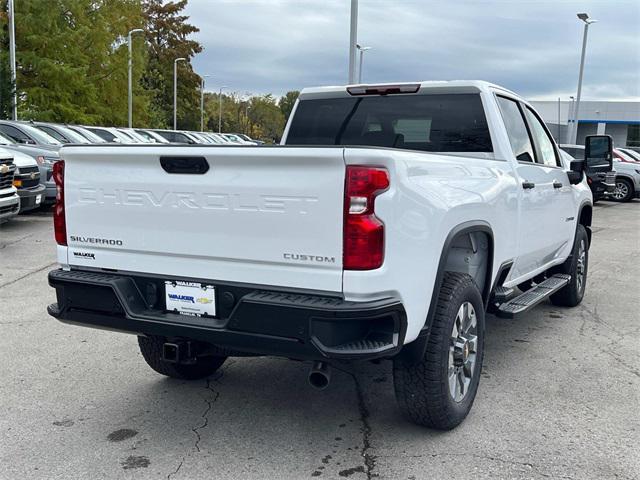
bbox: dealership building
[529,100,639,148]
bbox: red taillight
[53,161,66,246]
[343,166,389,270]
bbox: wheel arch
[397,221,494,364]
[578,202,593,247]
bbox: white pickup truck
[48,81,607,430]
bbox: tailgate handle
[160,156,209,174]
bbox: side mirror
[567,160,585,185]
[585,134,613,170]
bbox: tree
[142,0,202,129]
[278,90,299,122]
[6,0,147,124]
[0,1,14,118]
[249,94,285,142]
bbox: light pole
[127,28,144,128]
[200,74,210,132]
[570,13,596,144]
[348,0,358,84]
[8,0,17,120]
[173,57,187,130]
[356,44,371,83]
[218,86,228,133]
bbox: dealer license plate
[165,281,216,317]
[35,194,42,205]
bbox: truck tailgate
[61,146,345,292]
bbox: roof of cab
[299,80,519,100]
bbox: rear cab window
[286,93,492,153]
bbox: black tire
[138,336,227,380]
[611,178,633,202]
[393,272,485,430]
[550,224,589,307]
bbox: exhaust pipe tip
[308,361,331,390]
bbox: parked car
[65,125,108,143]
[117,128,153,143]
[208,132,233,144]
[148,129,198,144]
[235,133,264,145]
[618,148,640,162]
[610,149,640,202]
[222,133,255,145]
[49,80,596,430]
[11,149,46,212]
[32,122,91,144]
[133,129,170,144]
[84,126,134,143]
[559,143,615,201]
[0,131,59,205]
[0,149,20,223]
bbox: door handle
[522,181,535,189]
[553,181,563,189]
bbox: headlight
[36,155,58,166]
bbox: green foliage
[278,90,299,122]
[203,92,285,143]
[142,0,202,129]
[0,0,291,139]
[0,0,14,118]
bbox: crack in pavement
[340,368,377,480]
[167,369,225,479]
[166,459,184,480]
[0,232,35,249]
[193,376,221,453]
[0,262,57,289]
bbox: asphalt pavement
[1,201,639,480]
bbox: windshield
[37,125,89,144]
[18,123,62,145]
[286,93,492,153]
[70,126,106,143]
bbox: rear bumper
[48,269,407,361]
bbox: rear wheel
[611,178,633,202]
[393,273,484,430]
[550,225,589,307]
[138,336,227,380]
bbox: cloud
[185,0,640,101]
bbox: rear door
[62,146,346,292]
[496,96,569,280]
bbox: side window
[0,124,30,143]
[496,96,535,163]
[524,107,560,167]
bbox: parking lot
[0,201,638,480]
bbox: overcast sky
[185,0,640,101]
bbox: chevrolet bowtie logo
[0,164,9,174]
[30,172,36,180]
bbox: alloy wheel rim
[576,239,586,293]
[613,182,628,200]
[448,301,478,403]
